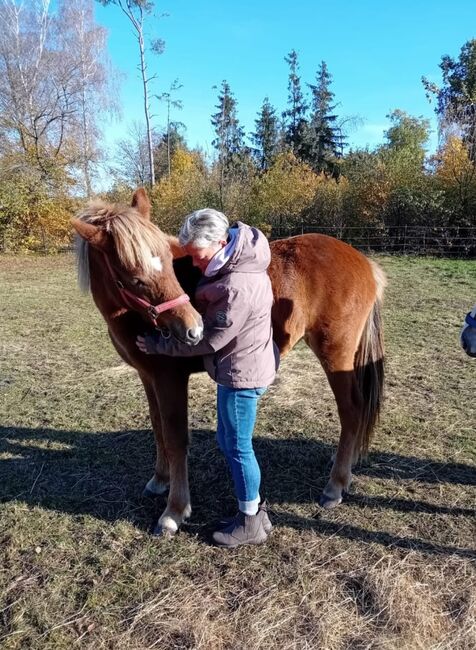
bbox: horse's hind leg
[140,374,170,497]
[305,332,363,508]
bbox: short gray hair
[179,208,229,248]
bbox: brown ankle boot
[215,500,273,534]
[212,509,269,548]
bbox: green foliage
[383,184,450,227]
[0,163,77,252]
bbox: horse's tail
[354,260,386,458]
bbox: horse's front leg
[153,371,191,535]
[139,373,170,497]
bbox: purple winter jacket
[152,222,278,389]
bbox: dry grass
[0,253,474,649]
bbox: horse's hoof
[153,514,180,536]
[152,523,176,537]
[319,492,343,509]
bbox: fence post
[403,225,407,253]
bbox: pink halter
[102,253,190,328]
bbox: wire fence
[3,224,476,258]
[270,224,476,258]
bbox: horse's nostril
[186,327,202,343]
[160,328,171,339]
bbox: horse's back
[269,233,382,353]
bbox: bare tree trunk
[166,98,171,178]
[138,21,155,186]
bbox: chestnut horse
[72,189,386,535]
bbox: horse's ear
[71,219,111,251]
[166,235,188,259]
[131,187,151,220]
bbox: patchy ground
[0,253,474,649]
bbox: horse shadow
[0,425,474,559]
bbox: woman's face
[185,240,227,272]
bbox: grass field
[0,253,475,650]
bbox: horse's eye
[131,277,145,287]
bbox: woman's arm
[137,285,250,357]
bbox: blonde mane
[75,200,169,293]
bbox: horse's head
[461,310,476,358]
[72,188,203,345]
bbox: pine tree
[306,61,345,177]
[211,81,245,170]
[251,97,279,171]
[282,50,308,155]
[211,81,246,203]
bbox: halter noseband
[102,253,190,328]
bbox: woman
[137,208,278,548]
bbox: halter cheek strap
[102,253,190,327]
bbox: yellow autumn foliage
[309,175,350,228]
[250,152,322,224]
[435,135,476,189]
[150,149,209,234]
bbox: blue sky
[94,0,476,161]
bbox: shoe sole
[212,534,269,548]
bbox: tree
[423,39,476,161]
[113,121,151,187]
[0,1,105,181]
[380,109,430,188]
[251,97,279,171]
[282,50,308,155]
[151,148,209,233]
[250,151,321,227]
[305,61,344,177]
[341,149,390,225]
[384,110,430,159]
[156,79,184,178]
[434,135,476,225]
[58,0,115,196]
[211,80,247,206]
[0,0,114,188]
[0,0,115,249]
[99,0,165,186]
[153,123,187,181]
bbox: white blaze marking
[151,256,163,272]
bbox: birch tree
[99,0,164,186]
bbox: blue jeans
[216,385,267,504]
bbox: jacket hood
[221,222,271,274]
